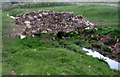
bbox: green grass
[2,3,119,75]
[3,48,117,75]
[96,24,120,37]
[2,36,118,75]
[2,2,73,11]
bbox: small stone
[85,27,90,30]
[32,35,35,37]
[20,34,26,39]
[32,30,36,33]
[47,28,52,33]
[33,49,36,51]
[7,14,9,16]
[13,29,15,31]
[24,21,30,24]
[41,30,47,33]
[95,28,98,30]
[26,24,32,28]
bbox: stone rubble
[15,10,95,38]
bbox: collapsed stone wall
[15,10,95,38]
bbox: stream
[82,48,120,71]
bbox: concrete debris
[15,10,96,37]
[20,34,26,39]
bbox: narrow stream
[82,48,120,71]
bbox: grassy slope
[2,4,119,75]
[2,36,118,75]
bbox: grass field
[2,3,119,75]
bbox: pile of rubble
[15,10,95,38]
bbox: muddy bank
[79,33,120,62]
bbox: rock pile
[15,10,95,38]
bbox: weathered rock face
[15,10,95,37]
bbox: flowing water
[82,48,120,71]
